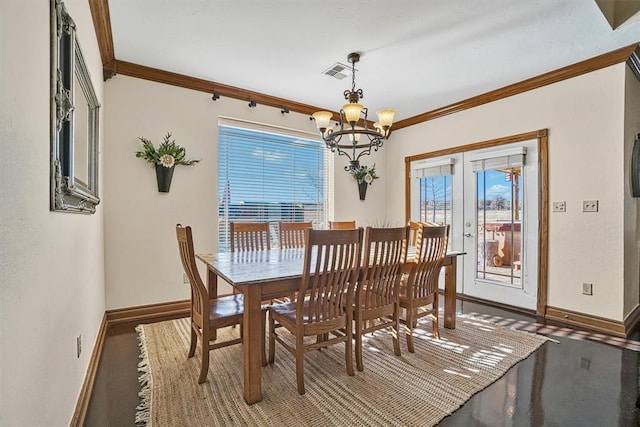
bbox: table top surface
[197,249,307,285]
[196,248,465,286]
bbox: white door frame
[405,129,549,316]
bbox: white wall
[623,67,640,316]
[103,75,388,309]
[386,64,630,321]
[0,1,105,425]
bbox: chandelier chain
[351,59,356,95]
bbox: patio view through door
[410,138,539,310]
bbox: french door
[410,139,539,310]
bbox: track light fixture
[248,100,257,108]
[211,92,220,101]
[281,107,290,114]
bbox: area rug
[136,316,549,426]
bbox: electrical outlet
[580,357,591,370]
[582,200,598,212]
[77,335,82,358]
[552,201,566,212]
[582,282,593,295]
[183,273,190,284]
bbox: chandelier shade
[311,111,333,132]
[312,52,395,173]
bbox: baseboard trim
[75,297,636,424]
[72,300,191,425]
[70,313,107,427]
[455,295,634,338]
[105,299,191,325]
[545,306,627,338]
[624,304,640,336]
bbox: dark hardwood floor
[84,301,640,426]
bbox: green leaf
[135,132,200,167]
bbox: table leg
[443,257,457,329]
[207,269,218,341]
[207,268,218,300]
[242,284,263,404]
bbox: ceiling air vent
[322,62,354,80]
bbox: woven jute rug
[136,316,549,426]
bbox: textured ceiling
[108,0,640,121]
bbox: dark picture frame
[50,0,100,213]
[632,134,640,197]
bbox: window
[218,118,330,251]
[471,149,525,286]
[419,175,452,225]
[412,158,455,230]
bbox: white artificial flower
[160,154,175,168]
[364,173,373,184]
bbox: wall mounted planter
[358,182,368,200]
[155,165,175,192]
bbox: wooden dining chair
[278,221,312,248]
[230,222,270,252]
[399,224,449,352]
[328,220,356,230]
[408,221,441,247]
[229,221,271,301]
[176,224,266,384]
[276,221,312,302]
[353,226,409,371]
[268,228,363,395]
[408,221,422,246]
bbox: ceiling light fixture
[312,52,395,172]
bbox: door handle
[464,233,473,238]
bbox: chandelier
[312,52,395,173]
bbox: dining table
[196,248,465,405]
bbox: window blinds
[471,147,526,172]
[218,119,328,251]
[413,158,454,178]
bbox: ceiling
[106,0,640,123]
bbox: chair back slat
[359,226,409,310]
[230,222,270,252]
[298,228,363,328]
[408,221,421,247]
[411,225,449,299]
[279,221,312,248]
[328,220,356,230]
[409,221,442,247]
[176,224,209,322]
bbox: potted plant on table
[135,132,200,192]
[350,164,378,200]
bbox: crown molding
[112,60,330,117]
[393,43,639,130]
[88,0,114,70]
[627,44,640,81]
[89,2,638,130]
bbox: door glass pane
[475,168,522,287]
[419,175,453,248]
